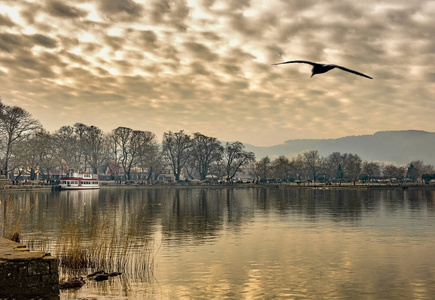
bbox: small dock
[0,237,59,299]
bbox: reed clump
[2,196,31,243]
[54,210,155,280]
[4,196,156,282]
[57,222,89,269]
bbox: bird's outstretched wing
[333,65,373,79]
[271,60,320,66]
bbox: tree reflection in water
[2,186,435,299]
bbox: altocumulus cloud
[0,0,434,146]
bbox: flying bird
[272,60,373,79]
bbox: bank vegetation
[1,98,434,185]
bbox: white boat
[58,173,100,190]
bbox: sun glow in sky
[0,0,434,146]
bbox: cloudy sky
[0,0,434,146]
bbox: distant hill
[244,130,435,166]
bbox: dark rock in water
[87,270,105,278]
[87,270,122,282]
[59,277,86,289]
[94,274,109,281]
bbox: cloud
[31,34,57,48]
[99,0,143,18]
[46,0,87,18]
[147,0,189,31]
[139,30,159,50]
[103,34,125,51]
[0,14,15,27]
[183,42,218,61]
[0,33,29,53]
[0,0,433,147]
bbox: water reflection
[2,187,435,299]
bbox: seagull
[272,60,373,79]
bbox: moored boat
[58,173,99,190]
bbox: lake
[2,186,435,299]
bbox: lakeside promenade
[1,180,435,192]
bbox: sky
[0,0,434,146]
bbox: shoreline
[2,182,435,192]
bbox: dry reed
[2,195,155,281]
[54,209,155,280]
[2,196,31,242]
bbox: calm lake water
[2,187,435,299]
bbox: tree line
[0,99,434,183]
[254,151,434,183]
[0,99,255,182]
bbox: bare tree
[271,155,291,181]
[302,150,323,182]
[134,131,159,181]
[290,155,305,181]
[111,127,134,180]
[107,132,122,181]
[190,133,223,180]
[361,161,381,181]
[8,141,31,181]
[111,127,157,180]
[222,141,255,181]
[325,152,348,181]
[10,131,55,181]
[255,156,271,181]
[162,130,192,181]
[344,153,362,184]
[73,123,90,171]
[34,131,56,181]
[382,164,406,180]
[52,126,80,172]
[79,125,108,174]
[407,160,434,181]
[138,143,163,181]
[0,102,42,177]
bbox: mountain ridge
[244,130,435,165]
